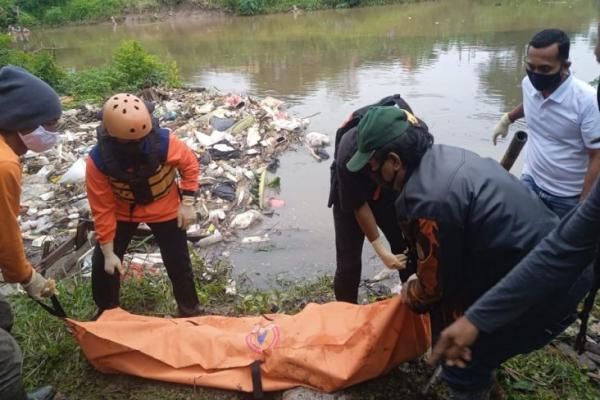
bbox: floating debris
[19,87,311,271]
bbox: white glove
[22,269,57,301]
[492,113,512,145]
[100,242,124,275]
[370,237,407,270]
[177,195,196,230]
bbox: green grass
[7,259,600,399]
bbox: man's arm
[492,104,524,145]
[507,104,524,122]
[354,202,379,242]
[582,149,600,199]
[355,202,406,269]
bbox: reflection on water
[38,0,600,283]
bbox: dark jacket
[466,177,600,333]
[396,144,558,317]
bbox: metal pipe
[500,130,528,171]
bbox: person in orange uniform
[86,93,202,317]
[0,65,60,400]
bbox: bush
[219,0,264,15]
[114,41,180,89]
[237,0,264,15]
[44,6,66,25]
[17,11,38,27]
[28,52,68,91]
[1,39,180,103]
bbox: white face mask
[18,125,59,153]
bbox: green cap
[346,106,411,172]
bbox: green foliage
[0,0,17,28]
[113,41,180,90]
[501,346,600,399]
[237,0,264,15]
[0,38,180,103]
[17,11,38,26]
[43,6,66,25]
[62,0,124,23]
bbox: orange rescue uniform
[0,135,33,283]
[86,131,199,245]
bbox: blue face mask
[526,66,563,92]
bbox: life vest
[90,127,175,205]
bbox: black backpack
[327,94,413,208]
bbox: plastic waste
[59,158,86,184]
[230,210,262,230]
[210,117,236,131]
[198,230,223,248]
[246,126,261,147]
[212,182,236,202]
[305,132,330,148]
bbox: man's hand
[22,269,57,301]
[371,237,407,269]
[492,113,513,145]
[100,242,124,275]
[177,195,196,230]
[429,316,479,368]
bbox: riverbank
[0,0,427,30]
[8,265,600,399]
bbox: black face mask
[112,138,144,156]
[369,160,398,191]
[526,67,563,92]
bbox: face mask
[18,125,58,153]
[526,66,563,92]
[369,159,398,191]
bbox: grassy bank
[7,253,600,399]
[0,0,428,28]
[1,36,179,103]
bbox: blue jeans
[521,174,579,218]
[441,264,593,391]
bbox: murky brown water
[37,0,600,284]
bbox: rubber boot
[27,385,55,400]
[177,303,205,317]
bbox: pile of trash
[19,87,329,268]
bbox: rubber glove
[177,195,196,230]
[101,242,124,275]
[22,269,57,301]
[492,113,512,145]
[370,237,407,270]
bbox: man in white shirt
[492,29,600,217]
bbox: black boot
[177,304,205,317]
[27,386,55,400]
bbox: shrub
[17,11,38,27]
[237,0,264,15]
[114,41,180,89]
[44,6,66,25]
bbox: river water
[37,0,600,285]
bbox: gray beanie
[0,65,62,132]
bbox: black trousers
[333,193,412,303]
[92,219,200,316]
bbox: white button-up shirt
[522,74,600,197]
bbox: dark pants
[442,264,593,391]
[92,219,200,316]
[521,174,579,218]
[0,293,27,400]
[333,192,411,303]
